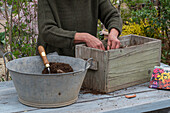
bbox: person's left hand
[107,28,120,50]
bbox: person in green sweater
[37,0,122,56]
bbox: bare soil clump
[42,62,73,74]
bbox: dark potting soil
[42,62,73,74]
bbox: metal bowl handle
[3,52,14,81]
[84,58,93,71]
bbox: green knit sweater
[37,0,122,56]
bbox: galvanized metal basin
[6,55,91,108]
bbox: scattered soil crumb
[81,87,106,95]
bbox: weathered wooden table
[1,80,170,113]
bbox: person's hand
[74,33,105,50]
[85,33,105,50]
[107,28,120,50]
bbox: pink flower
[159,69,164,73]
[154,73,158,78]
[152,74,154,77]
[153,81,158,85]
[153,68,158,73]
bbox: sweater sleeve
[98,0,122,36]
[38,0,76,49]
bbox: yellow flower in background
[121,18,162,38]
[129,18,133,22]
[121,20,145,36]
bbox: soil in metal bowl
[42,62,73,74]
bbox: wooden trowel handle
[38,46,50,67]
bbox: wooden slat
[108,58,159,75]
[76,45,108,92]
[105,99,170,113]
[131,34,159,42]
[108,62,157,77]
[107,78,150,92]
[108,69,151,84]
[107,70,152,92]
[0,80,14,90]
[119,35,131,47]
[108,82,155,96]
[108,40,161,59]
[0,81,38,113]
[118,35,131,40]
[130,35,149,45]
[108,49,160,71]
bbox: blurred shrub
[0,0,38,58]
[121,18,162,38]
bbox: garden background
[0,0,169,81]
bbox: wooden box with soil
[75,34,161,93]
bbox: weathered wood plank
[108,49,160,70]
[108,78,150,92]
[104,99,170,113]
[118,35,131,47]
[118,35,131,40]
[109,82,156,96]
[130,35,151,45]
[0,81,14,90]
[108,70,151,87]
[76,45,108,92]
[131,34,159,42]
[0,87,16,97]
[0,83,38,113]
[108,70,151,82]
[108,59,158,74]
[109,47,160,62]
[108,40,161,59]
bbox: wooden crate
[75,34,161,93]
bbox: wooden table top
[1,80,170,113]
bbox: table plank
[0,81,14,90]
[104,99,170,113]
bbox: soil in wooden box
[42,62,73,74]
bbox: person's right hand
[74,33,105,51]
[85,33,105,50]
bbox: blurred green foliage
[97,0,169,64]
[0,0,37,58]
[0,32,5,44]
